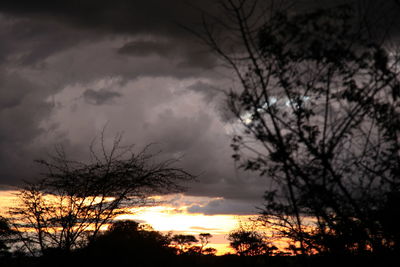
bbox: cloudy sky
[1,0,399,219]
[0,0,274,218]
[1,0,400,255]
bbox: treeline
[2,0,400,265]
[1,217,397,267]
[1,218,214,266]
[0,218,275,267]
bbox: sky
[0,0,399,254]
[0,1,271,253]
[0,0,272,215]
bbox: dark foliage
[226,221,279,257]
[194,0,400,256]
[75,220,175,266]
[0,217,16,258]
[171,234,199,254]
[228,227,277,256]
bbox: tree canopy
[228,227,277,256]
[197,0,400,255]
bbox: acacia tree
[171,234,198,255]
[228,226,276,256]
[198,233,212,253]
[197,0,400,255]
[9,134,193,256]
[184,233,215,255]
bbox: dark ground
[0,254,398,267]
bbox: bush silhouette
[77,220,175,266]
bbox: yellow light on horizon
[0,191,254,255]
[116,205,252,255]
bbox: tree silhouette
[9,133,193,256]
[195,0,400,255]
[228,226,276,256]
[80,220,174,266]
[183,233,216,255]
[199,233,212,253]
[0,217,16,258]
[171,234,198,255]
[202,247,217,256]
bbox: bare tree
[195,0,400,255]
[9,134,193,256]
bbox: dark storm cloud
[0,70,51,142]
[1,0,399,219]
[0,0,219,186]
[187,198,261,215]
[118,39,217,70]
[0,71,30,109]
[187,81,220,102]
[1,0,398,39]
[0,0,219,72]
[0,67,54,184]
[0,13,99,67]
[83,89,122,105]
[0,12,102,185]
[1,0,396,69]
[118,41,175,58]
[0,0,214,36]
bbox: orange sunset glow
[0,190,255,255]
[1,1,399,266]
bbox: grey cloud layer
[1,0,399,216]
[0,8,265,208]
[0,0,216,36]
[83,89,122,105]
[0,6,219,186]
[187,198,262,215]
